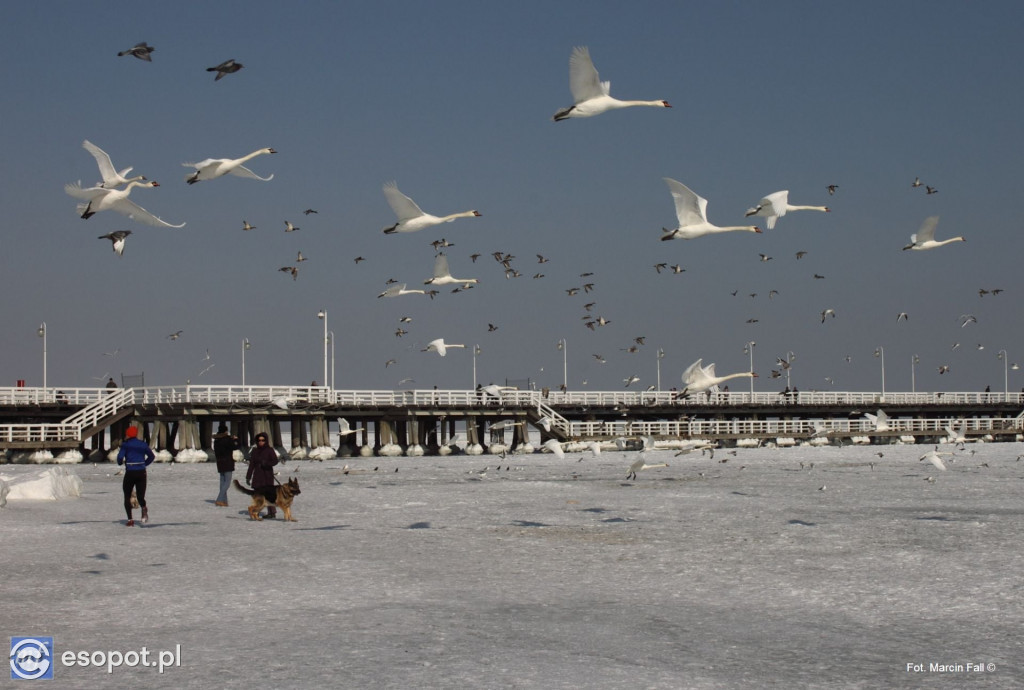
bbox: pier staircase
[526,397,571,441]
[0,389,135,449]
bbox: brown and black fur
[233,478,301,522]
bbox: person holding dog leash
[246,431,279,519]
[117,425,155,526]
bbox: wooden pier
[0,385,1021,458]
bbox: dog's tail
[233,479,256,495]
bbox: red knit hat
[125,426,138,438]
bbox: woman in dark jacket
[245,431,279,518]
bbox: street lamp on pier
[656,348,665,391]
[998,350,1008,401]
[242,338,251,386]
[911,354,919,394]
[473,345,481,389]
[873,346,885,398]
[556,339,567,390]
[743,341,756,395]
[37,323,47,389]
[316,309,327,387]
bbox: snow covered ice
[2,443,1020,688]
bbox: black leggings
[123,470,147,519]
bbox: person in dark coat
[117,425,155,526]
[213,423,240,507]
[245,431,279,518]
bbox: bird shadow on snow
[293,524,351,531]
[511,520,550,528]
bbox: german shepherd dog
[233,478,301,522]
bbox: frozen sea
[3,442,1022,689]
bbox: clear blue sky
[2,1,1022,392]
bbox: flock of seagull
[72,41,975,391]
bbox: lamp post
[316,309,327,386]
[743,341,756,395]
[785,351,795,389]
[473,345,481,389]
[911,354,919,394]
[37,323,47,389]
[329,331,335,390]
[556,339,567,389]
[656,348,665,391]
[998,350,1008,401]
[873,346,885,398]
[242,338,251,386]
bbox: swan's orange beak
[753,227,762,233]
[662,101,672,107]
[151,181,160,187]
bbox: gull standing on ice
[902,216,964,251]
[184,147,276,184]
[553,46,671,121]
[381,181,481,234]
[65,180,185,228]
[744,190,830,230]
[659,179,762,240]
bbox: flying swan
[183,147,276,184]
[553,46,671,121]
[425,253,478,286]
[82,140,146,188]
[744,190,830,230]
[65,180,185,228]
[382,181,481,234]
[902,216,965,251]
[422,338,466,357]
[680,358,757,396]
[660,179,761,240]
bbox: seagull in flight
[117,42,155,61]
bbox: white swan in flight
[424,253,478,286]
[82,140,146,188]
[902,216,965,251]
[337,418,365,436]
[627,453,668,480]
[377,283,427,298]
[183,147,276,184]
[553,47,671,121]
[422,338,466,357]
[659,179,761,240]
[744,190,830,230]
[65,180,185,228]
[680,358,757,396]
[542,439,565,459]
[382,181,481,234]
[863,410,889,431]
[919,448,952,471]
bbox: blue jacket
[117,437,155,471]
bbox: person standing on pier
[117,425,155,526]
[245,432,279,519]
[213,423,240,507]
